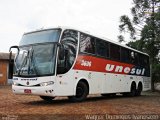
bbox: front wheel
[40,96,55,102]
[68,81,89,102]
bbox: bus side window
[110,44,120,61]
[96,39,109,58]
[141,55,149,68]
[134,52,139,65]
[130,51,139,65]
[57,30,78,74]
[130,51,135,64]
[139,54,144,66]
[121,47,130,63]
[143,56,149,67]
[80,33,95,55]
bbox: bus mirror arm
[9,45,19,63]
[9,45,19,52]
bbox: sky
[0,0,132,52]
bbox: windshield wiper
[18,50,29,75]
[30,49,39,76]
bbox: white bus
[10,27,151,102]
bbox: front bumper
[12,85,56,97]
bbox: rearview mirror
[9,45,19,52]
[9,45,19,63]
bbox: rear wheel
[68,81,89,102]
[123,82,137,97]
[136,82,142,96]
[40,96,55,102]
[129,82,136,97]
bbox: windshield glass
[15,43,57,77]
[19,29,61,46]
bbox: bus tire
[129,82,136,97]
[136,82,143,96]
[68,81,89,102]
[40,96,55,102]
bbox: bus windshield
[14,29,61,77]
[19,29,61,46]
[15,43,57,77]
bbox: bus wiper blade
[18,50,29,75]
[30,49,39,76]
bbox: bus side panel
[55,70,151,96]
[102,73,130,93]
[55,70,104,96]
[55,70,75,96]
[55,70,105,96]
[73,70,104,94]
[90,71,104,94]
[102,74,144,93]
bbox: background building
[0,53,14,85]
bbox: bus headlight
[40,81,54,86]
[12,82,19,86]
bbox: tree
[118,0,160,91]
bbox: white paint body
[12,69,151,96]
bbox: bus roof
[24,26,149,56]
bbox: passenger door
[56,30,78,95]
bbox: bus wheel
[136,82,142,96]
[68,81,89,102]
[130,82,136,97]
[40,96,55,102]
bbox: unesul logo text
[105,64,145,75]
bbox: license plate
[24,89,32,94]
